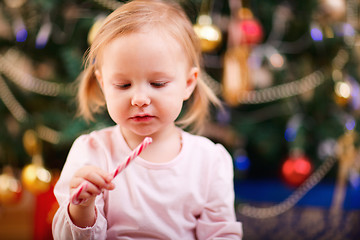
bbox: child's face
[95,29,197,138]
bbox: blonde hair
[78,0,220,132]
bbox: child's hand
[70,166,115,207]
[68,166,115,227]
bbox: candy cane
[70,137,152,205]
[112,137,152,178]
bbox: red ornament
[281,155,313,186]
[238,19,263,45]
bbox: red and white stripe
[70,137,152,205]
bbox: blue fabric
[234,179,360,209]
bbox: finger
[72,181,100,203]
[70,182,89,205]
[83,181,102,196]
[95,170,114,184]
[70,176,87,189]
[82,171,111,190]
[71,166,115,192]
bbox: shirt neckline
[115,125,186,169]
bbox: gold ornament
[88,16,106,45]
[222,46,251,106]
[0,167,22,205]
[193,15,222,52]
[23,129,42,157]
[21,155,52,195]
[331,131,357,213]
[318,0,346,21]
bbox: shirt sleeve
[196,144,243,240]
[52,135,108,240]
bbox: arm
[68,165,114,227]
[52,136,111,240]
[196,144,243,240]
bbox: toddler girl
[52,0,243,239]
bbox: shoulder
[181,131,235,185]
[182,131,232,164]
[182,131,216,149]
[67,125,121,167]
[74,125,119,148]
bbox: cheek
[103,93,127,121]
[158,96,184,118]
[106,102,121,123]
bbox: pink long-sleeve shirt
[52,125,243,239]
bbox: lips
[130,114,155,122]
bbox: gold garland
[0,71,61,144]
[240,70,325,104]
[205,69,326,104]
[0,75,28,122]
[238,156,337,219]
[0,50,67,96]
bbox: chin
[130,128,158,137]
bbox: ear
[183,67,198,100]
[95,69,104,90]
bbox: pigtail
[77,63,105,121]
[177,74,221,133]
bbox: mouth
[130,114,155,122]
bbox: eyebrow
[111,71,174,79]
[148,71,173,79]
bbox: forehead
[98,29,190,74]
[97,27,188,67]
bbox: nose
[131,88,151,107]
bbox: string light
[285,114,302,142]
[310,23,323,42]
[349,77,360,110]
[195,23,221,43]
[14,18,27,42]
[16,28,27,42]
[317,139,337,160]
[233,149,250,171]
[269,53,284,69]
[349,169,360,189]
[345,118,356,131]
[334,81,351,99]
[285,128,297,142]
[36,20,52,49]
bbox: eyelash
[114,83,131,89]
[151,82,167,87]
[114,82,168,89]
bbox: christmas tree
[0,0,359,239]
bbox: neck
[120,125,182,163]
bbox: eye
[114,83,131,89]
[151,82,167,88]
